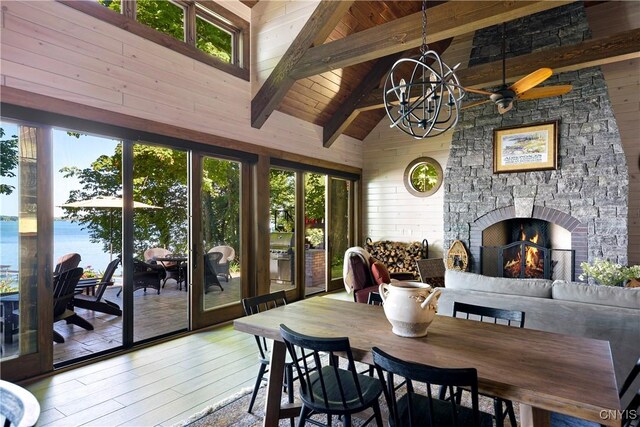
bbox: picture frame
[493,120,558,174]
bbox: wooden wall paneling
[1,0,363,168]
[586,2,640,265]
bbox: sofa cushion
[445,269,553,298]
[552,281,640,309]
[371,260,391,285]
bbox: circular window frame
[403,157,443,197]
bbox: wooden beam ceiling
[250,0,354,129]
[289,1,574,80]
[356,28,640,111]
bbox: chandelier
[383,0,465,139]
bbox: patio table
[156,256,188,291]
[234,297,621,427]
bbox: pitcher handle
[421,288,442,309]
[379,283,390,303]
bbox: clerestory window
[60,0,248,80]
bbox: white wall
[0,0,362,168]
[360,34,473,258]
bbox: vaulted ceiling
[248,1,640,147]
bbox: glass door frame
[189,151,251,329]
[1,124,55,381]
[326,176,355,293]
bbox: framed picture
[493,120,558,174]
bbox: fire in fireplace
[502,221,550,279]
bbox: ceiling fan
[463,24,573,114]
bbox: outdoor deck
[1,275,326,364]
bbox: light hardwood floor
[25,291,352,427]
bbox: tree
[98,0,232,62]
[0,128,18,195]
[62,143,189,257]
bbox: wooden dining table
[234,296,621,427]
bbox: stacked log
[365,240,425,279]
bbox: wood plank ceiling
[257,1,640,144]
[277,1,423,141]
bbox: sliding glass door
[327,177,352,292]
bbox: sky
[0,122,120,218]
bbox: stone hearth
[443,3,629,275]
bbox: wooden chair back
[92,257,120,300]
[54,253,81,274]
[373,346,484,427]
[53,268,83,318]
[453,301,525,328]
[279,324,367,410]
[242,291,287,360]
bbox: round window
[403,157,443,197]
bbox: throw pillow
[371,260,391,285]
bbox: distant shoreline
[1,216,69,221]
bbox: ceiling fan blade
[463,87,494,96]
[509,68,553,95]
[517,85,573,100]
[462,99,491,110]
[498,102,513,114]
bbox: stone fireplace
[443,3,629,278]
[472,205,583,280]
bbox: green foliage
[196,16,231,63]
[202,157,240,253]
[97,0,233,62]
[0,128,19,195]
[136,0,184,42]
[270,169,295,231]
[579,259,640,286]
[304,173,325,220]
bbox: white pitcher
[379,282,442,337]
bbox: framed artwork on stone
[493,120,558,173]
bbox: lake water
[0,220,112,273]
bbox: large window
[66,0,249,78]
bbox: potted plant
[579,259,640,287]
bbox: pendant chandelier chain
[420,0,428,54]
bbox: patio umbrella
[61,196,161,260]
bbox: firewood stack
[365,239,427,279]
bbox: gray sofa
[438,269,640,409]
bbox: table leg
[520,404,551,427]
[263,340,287,427]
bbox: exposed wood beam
[458,27,640,88]
[290,1,574,80]
[322,52,406,148]
[356,28,640,111]
[240,0,259,8]
[250,1,354,129]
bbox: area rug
[175,380,519,427]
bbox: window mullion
[185,2,196,46]
[122,0,136,20]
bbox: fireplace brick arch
[469,205,587,277]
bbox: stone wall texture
[444,3,629,271]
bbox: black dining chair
[367,292,383,306]
[241,291,293,416]
[445,302,525,427]
[279,324,384,427]
[373,346,493,427]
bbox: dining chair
[367,292,383,306]
[446,301,525,427]
[0,380,40,427]
[372,346,493,427]
[279,324,384,427]
[53,267,93,344]
[241,291,293,416]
